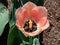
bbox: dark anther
[24,19,37,32]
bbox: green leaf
[18,29,29,42]
[9,0,21,27]
[9,3,16,27]
[19,0,45,6]
[7,24,29,45]
[33,38,40,45]
[36,0,45,6]
[7,25,22,45]
[0,3,9,36]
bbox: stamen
[29,19,33,29]
[24,19,37,32]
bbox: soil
[43,0,60,45]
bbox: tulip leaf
[7,25,22,45]
[18,29,29,42]
[9,0,21,27]
[0,3,9,36]
[7,24,29,45]
[19,0,45,6]
[9,3,16,27]
[36,0,45,6]
[33,38,40,45]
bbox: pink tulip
[15,2,49,37]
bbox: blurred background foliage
[0,0,9,45]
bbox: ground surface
[43,0,60,45]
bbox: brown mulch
[43,0,60,45]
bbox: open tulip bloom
[16,2,49,37]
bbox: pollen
[29,19,33,29]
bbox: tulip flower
[15,2,49,37]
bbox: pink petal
[41,20,49,31]
[38,7,47,27]
[16,2,37,28]
[31,6,47,27]
[16,2,49,37]
[23,32,29,37]
[22,1,36,10]
[23,29,42,37]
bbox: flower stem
[29,36,33,45]
[20,0,23,6]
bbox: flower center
[24,19,37,32]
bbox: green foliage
[7,25,22,45]
[7,24,30,45]
[33,38,40,45]
[0,3,9,36]
[21,0,45,6]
